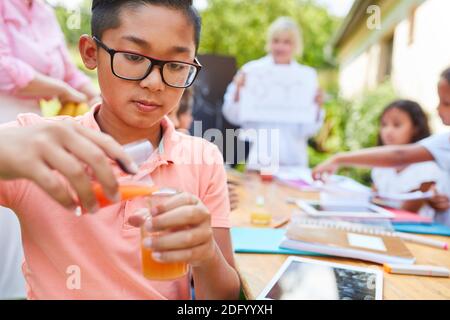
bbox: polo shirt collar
[80,104,178,175]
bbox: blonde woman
[223,17,324,169]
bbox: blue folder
[393,223,450,236]
[231,223,450,255]
[231,227,321,256]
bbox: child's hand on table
[312,155,340,181]
[0,121,138,212]
[128,192,218,266]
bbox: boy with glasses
[0,0,240,299]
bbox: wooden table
[228,171,450,300]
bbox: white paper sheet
[239,63,319,124]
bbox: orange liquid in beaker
[141,246,188,280]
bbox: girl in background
[313,68,450,225]
[371,100,448,217]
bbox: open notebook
[280,217,415,265]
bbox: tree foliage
[199,0,341,68]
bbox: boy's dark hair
[377,99,431,146]
[91,0,202,52]
[441,67,450,83]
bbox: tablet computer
[296,200,394,219]
[257,256,383,300]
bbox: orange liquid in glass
[141,246,188,280]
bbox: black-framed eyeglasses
[93,36,202,89]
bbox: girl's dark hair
[377,99,431,146]
[91,0,201,52]
[441,67,450,83]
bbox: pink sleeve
[47,7,90,90]
[0,5,36,94]
[200,145,231,229]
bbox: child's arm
[312,144,434,180]
[192,227,241,300]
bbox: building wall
[339,42,382,98]
[337,0,450,131]
[391,0,450,131]
[337,0,408,100]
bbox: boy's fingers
[151,241,214,264]
[154,192,200,215]
[62,134,120,203]
[28,163,77,210]
[128,209,149,227]
[42,146,99,212]
[149,205,210,232]
[144,222,212,251]
[69,121,138,175]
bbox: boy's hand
[0,122,138,212]
[312,156,340,181]
[128,193,217,266]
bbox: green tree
[52,0,92,46]
[199,0,341,68]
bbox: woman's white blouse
[222,55,324,168]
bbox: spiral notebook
[281,217,415,265]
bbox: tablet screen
[310,204,378,213]
[263,259,379,300]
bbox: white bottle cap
[123,140,154,166]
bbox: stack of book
[280,215,415,265]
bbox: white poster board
[239,62,319,124]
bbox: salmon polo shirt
[0,105,231,299]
